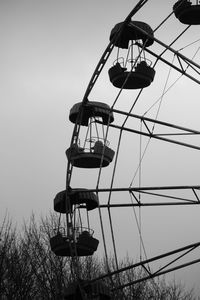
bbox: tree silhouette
[0,213,196,299]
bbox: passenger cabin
[50,229,99,257]
[110,20,154,48]
[173,0,200,24]
[69,101,114,126]
[54,189,99,213]
[109,20,155,89]
[66,141,115,168]
[108,61,155,89]
[64,280,111,300]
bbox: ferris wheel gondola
[173,0,200,24]
[66,101,115,168]
[50,188,99,257]
[108,20,156,89]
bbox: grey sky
[1,0,200,296]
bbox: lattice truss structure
[50,1,200,298]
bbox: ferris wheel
[50,0,200,298]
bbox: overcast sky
[1,0,200,296]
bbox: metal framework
[90,241,200,291]
[76,185,200,207]
[60,0,200,296]
[95,107,200,150]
